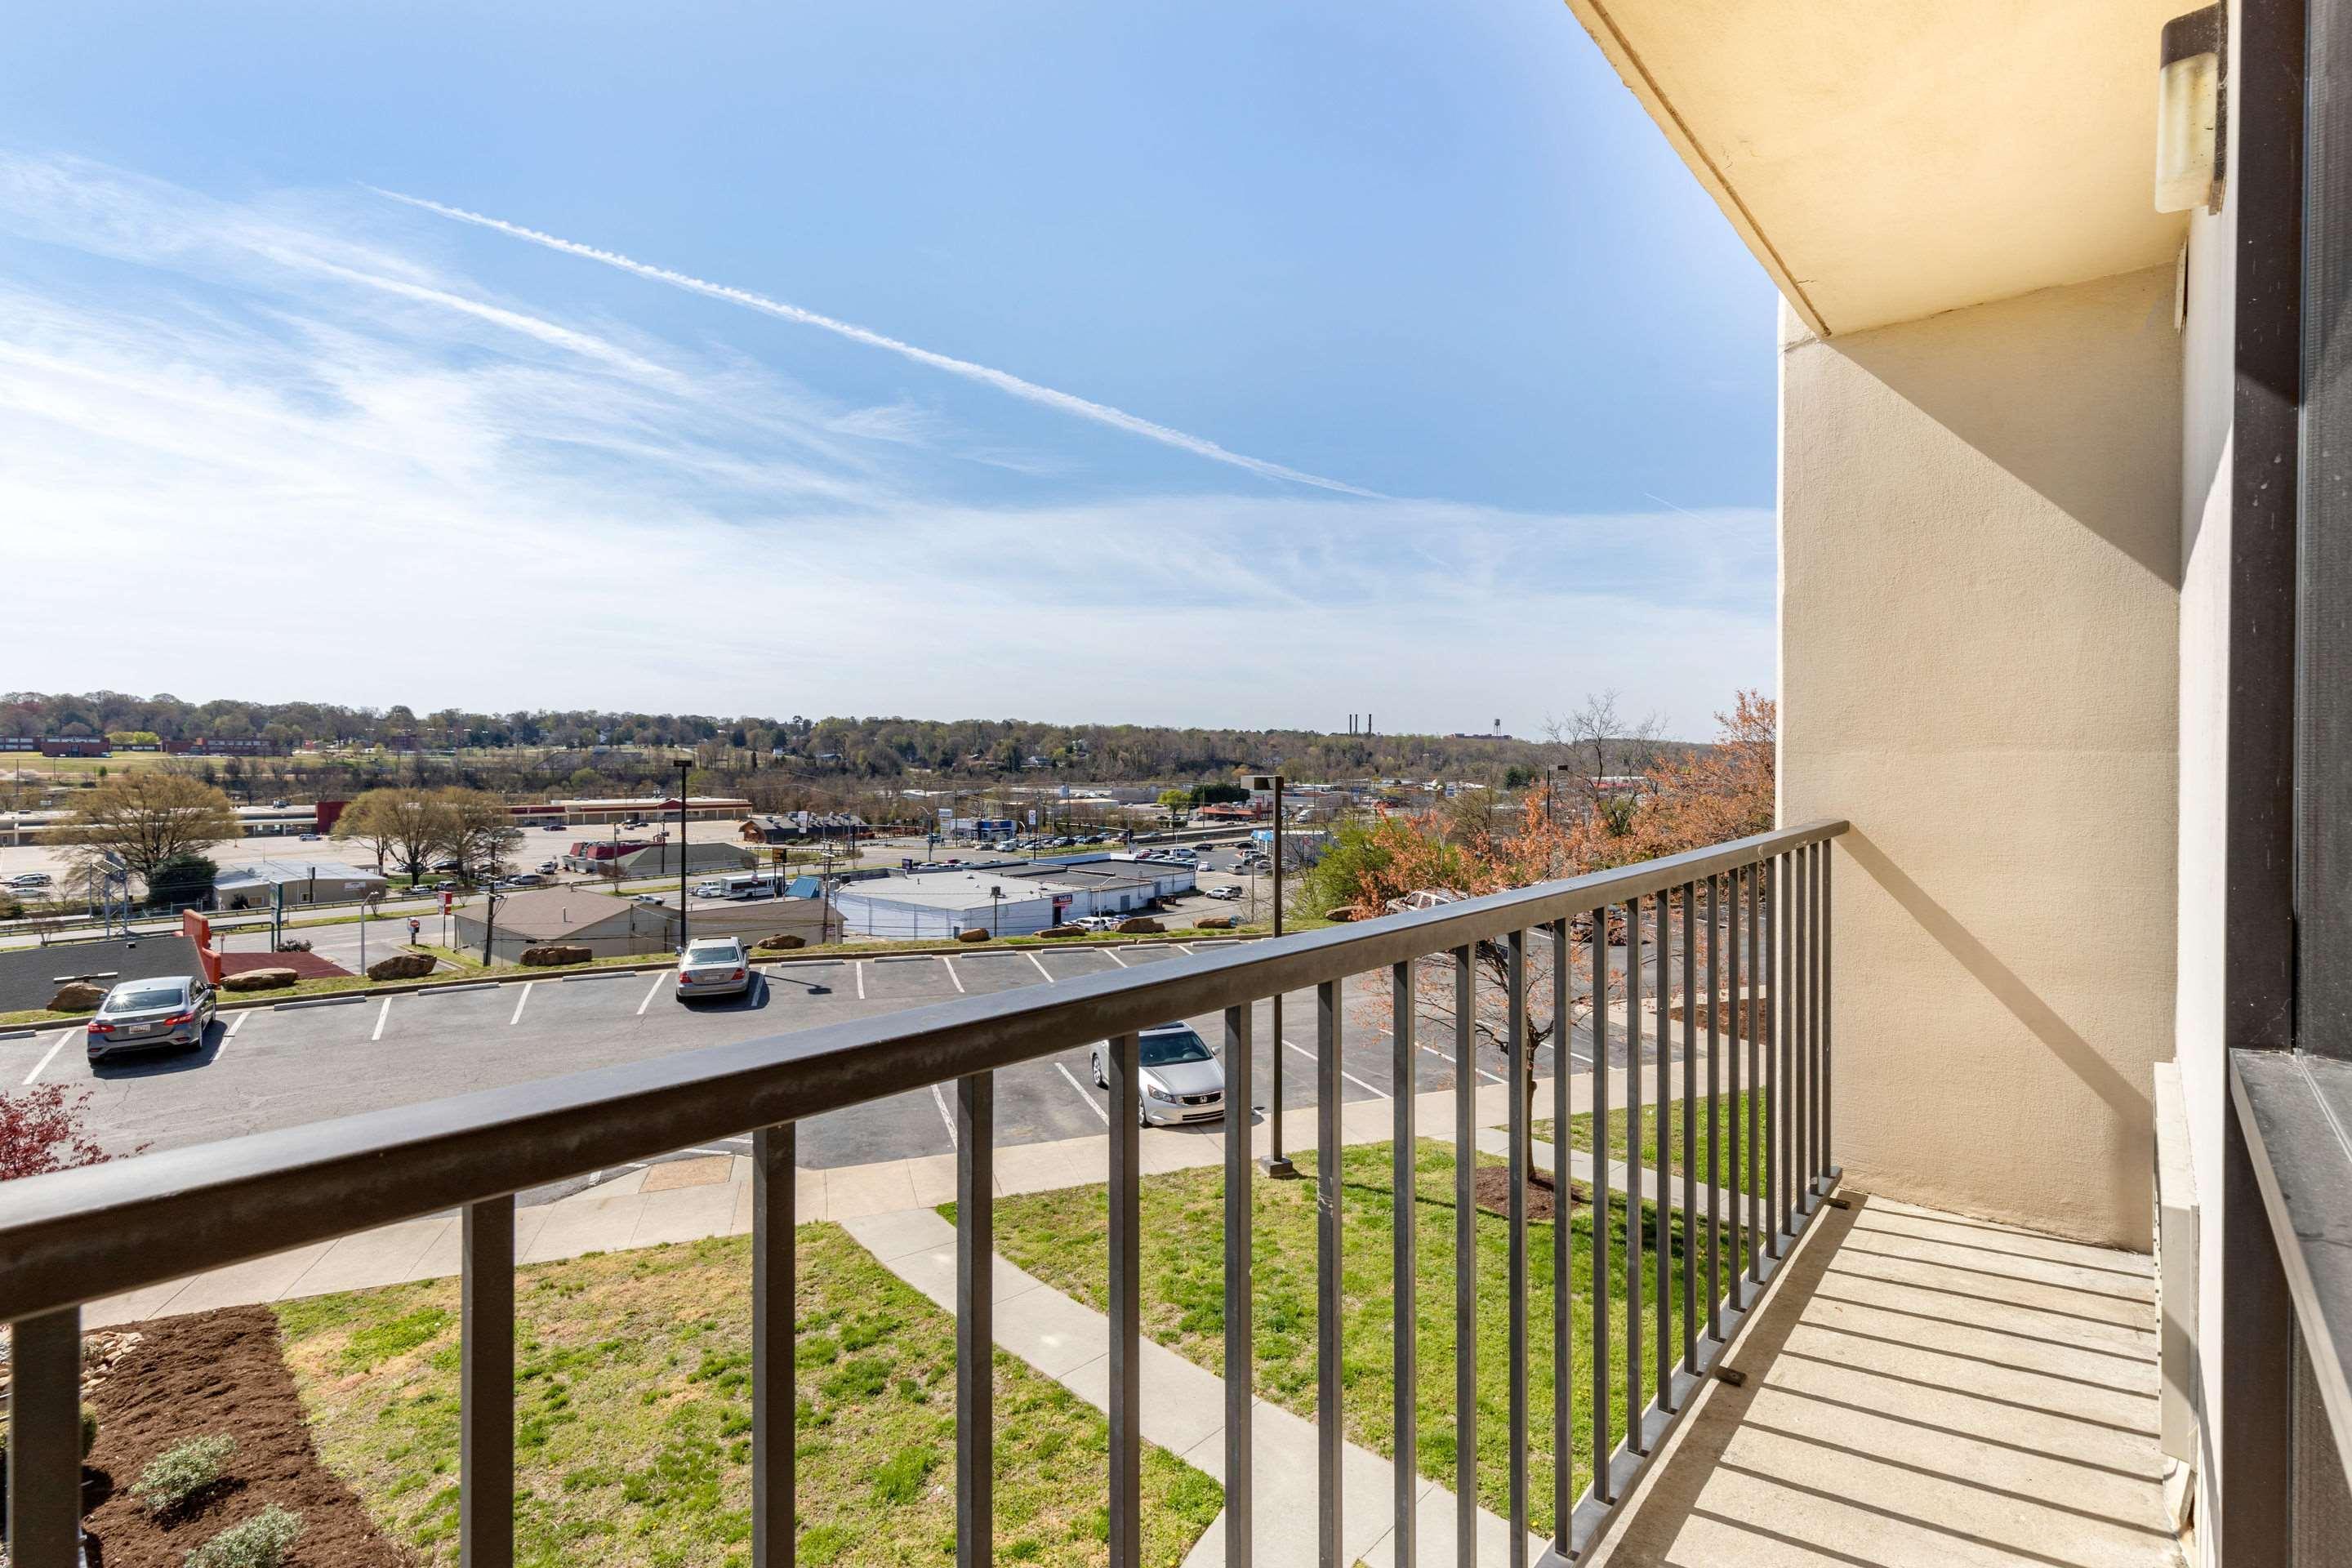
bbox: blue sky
[0,0,1777,738]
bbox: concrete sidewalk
[84,1054,1717,1327]
[847,1205,1547,1568]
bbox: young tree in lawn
[1330,797,1599,1186]
[333,787,453,883]
[1543,689,1666,836]
[60,770,238,891]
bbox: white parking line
[1055,1062,1111,1123]
[1102,947,1131,968]
[225,1010,252,1039]
[931,1083,959,1147]
[855,960,866,1000]
[1282,1038,1383,1098]
[372,998,391,1041]
[24,1029,71,1086]
[942,957,966,994]
[1025,952,1056,985]
[23,1029,74,1090]
[509,982,533,1027]
[637,973,666,1016]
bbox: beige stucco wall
[1779,265,2181,1247]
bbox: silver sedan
[675,938,751,1001]
[1090,1022,1226,1125]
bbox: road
[7,938,1695,1206]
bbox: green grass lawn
[274,1227,1220,1568]
[956,1140,1692,1537]
[1538,1089,1766,1200]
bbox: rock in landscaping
[1192,915,1237,930]
[222,968,300,992]
[1324,906,1360,923]
[1039,924,1085,938]
[755,933,806,951]
[366,952,436,982]
[44,981,105,1012]
[519,944,592,967]
[955,927,991,943]
[1115,916,1163,934]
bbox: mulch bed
[1472,1164,1586,1223]
[217,951,353,981]
[78,1306,405,1567]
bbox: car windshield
[685,944,738,964]
[109,984,185,1011]
[1138,1030,1212,1067]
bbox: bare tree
[1543,690,1665,835]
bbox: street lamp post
[1252,773,1294,1178]
[675,758,693,952]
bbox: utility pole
[1253,773,1294,1178]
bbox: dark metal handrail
[2,817,1849,1568]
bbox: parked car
[542,823,568,831]
[675,937,750,1001]
[9,872,53,889]
[504,873,547,887]
[297,832,321,841]
[537,861,559,874]
[1206,885,1243,901]
[1074,914,1120,932]
[1089,1022,1225,1125]
[632,892,668,905]
[87,975,216,1062]
[691,881,727,898]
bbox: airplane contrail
[371,188,1380,498]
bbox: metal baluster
[1387,973,1412,1568]
[7,1307,82,1567]
[1549,920,1573,1558]
[1812,844,1826,1193]
[1705,875,1721,1342]
[1318,979,1343,1568]
[956,1074,994,1568]
[753,1124,796,1568]
[1679,884,1696,1376]
[1453,946,1477,1566]
[1588,908,1611,1503]
[1779,856,1796,1241]
[1745,863,1761,1284]
[1227,1004,1256,1568]
[1653,897,1669,1414]
[1823,843,1835,1181]
[1506,933,1530,1568]
[1724,867,1742,1310]
[1624,899,1645,1438]
[1108,1031,1141,1567]
[461,1196,514,1568]
[1797,851,1815,1213]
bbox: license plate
[127,1022,154,1036]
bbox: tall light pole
[675,756,693,952]
[1252,773,1294,1178]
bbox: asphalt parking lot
[3,933,1669,1205]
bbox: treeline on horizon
[2,691,1696,786]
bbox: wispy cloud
[370,188,1385,500]
[0,151,1771,734]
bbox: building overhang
[1561,0,2193,335]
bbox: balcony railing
[0,818,1846,1567]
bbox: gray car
[1090,1022,1225,1125]
[87,974,216,1062]
[675,938,751,1001]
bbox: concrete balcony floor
[1596,1192,2179,1568]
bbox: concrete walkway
[847,1206,1547,1568]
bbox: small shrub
[131,1433,237,1513]
[185,1504,304,1568]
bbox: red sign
[441,892,454,913]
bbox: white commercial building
[829,858,1194,939]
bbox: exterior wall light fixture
[2156,3,2226,214]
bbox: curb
[273,994,371,1011]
